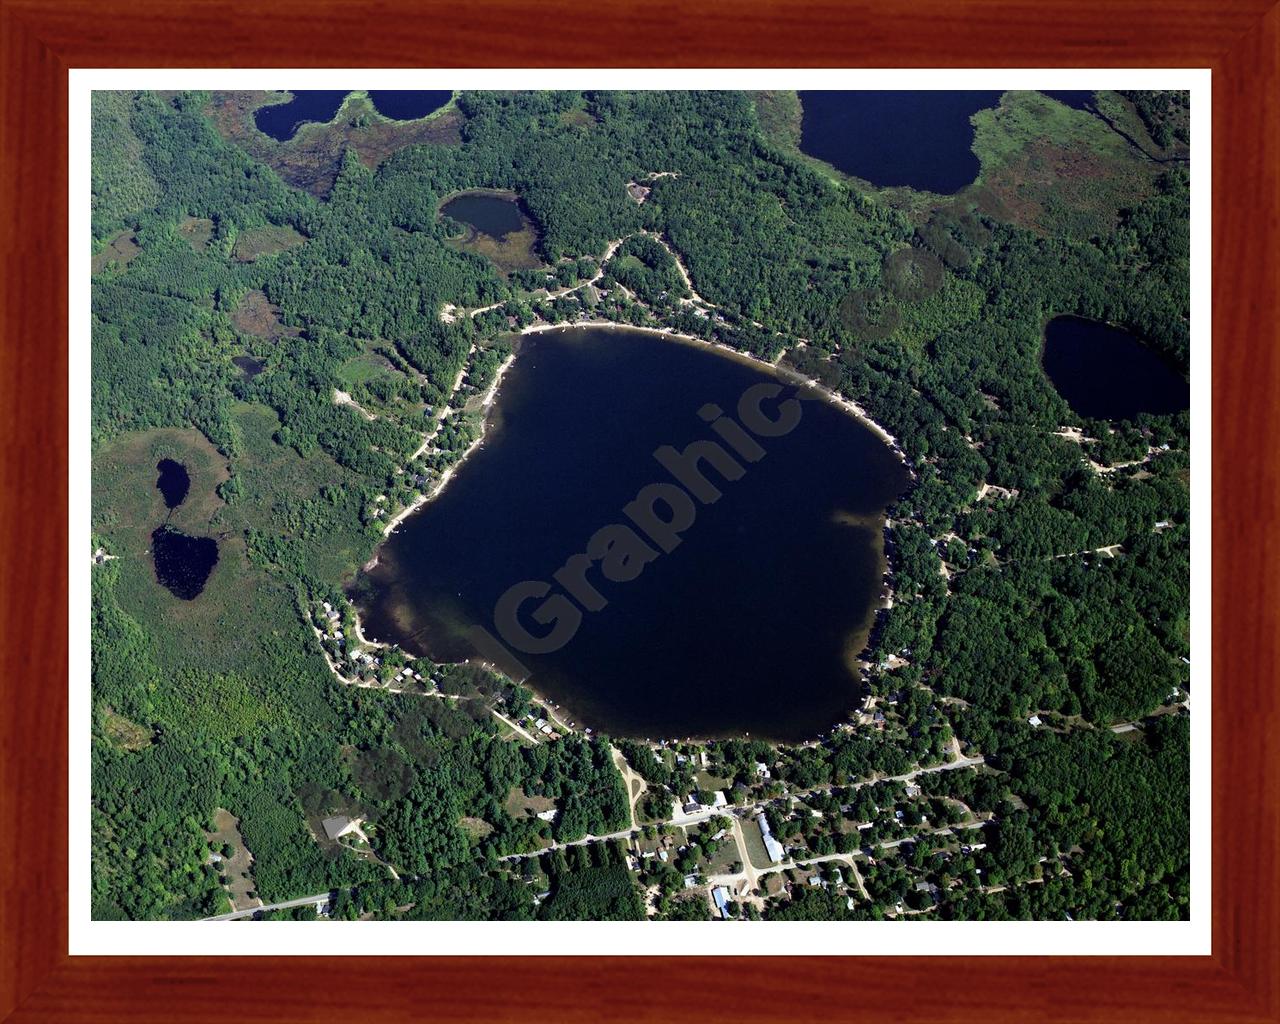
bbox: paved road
[499,753,986,863]
[217,753,990,913]
[203,891,333,922]
[707,816,991,902]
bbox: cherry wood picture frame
[2,1,1276,1020]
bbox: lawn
[739,818,777,872]
[204,808,261,912]
[702,838,742,876]
[504,786,557,820]
[337,351,400,389]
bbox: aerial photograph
[90,88,1191,923]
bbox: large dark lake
[440,192,528,240]
[798,90,1004,193]
[1041,315,1190,420]
[356,326,909,742]
[254,91,350,141]
[368,90,452,120]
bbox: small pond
[440,192,528,240]
[254,91,350,142]
[151,526,219,600]
[798,90,1004,193]
[368,91,452,121]
[155,459,190,509]
[1041,315,1190,420]
[233,355,265,378]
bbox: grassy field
[702,837,742,876]
[92,415,386,910]
[230,289,301,341]
[100,706,152,750]
[459,816,495,841]
[90,416,364,727]
[91,231,141,275]
[504,786,557,820]
[336,351,400,389]
[753,88,1163,237]
[225,402,376,581]
[739,817,776,872]
[178,216,215,252]
[445,205,545,278]
[93,426,229,541]
[233,224,307,262]
[967,91,1158,238]
[1094,91,1190,160]
[205,808,261,912]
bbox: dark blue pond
[798,91,1004,193]
[368,91,452,121]
[151,526,219,600]
[155,459,189,509]
[1042,316,1190,421]
[441,192,528,240]
[254,91,350,142]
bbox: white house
[757,814,785,863]
[711,886,731,919]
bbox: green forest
[91,87,1191,923]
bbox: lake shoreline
[348,320,909,740]
[382,350,518,539]
[520,320,909,461]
